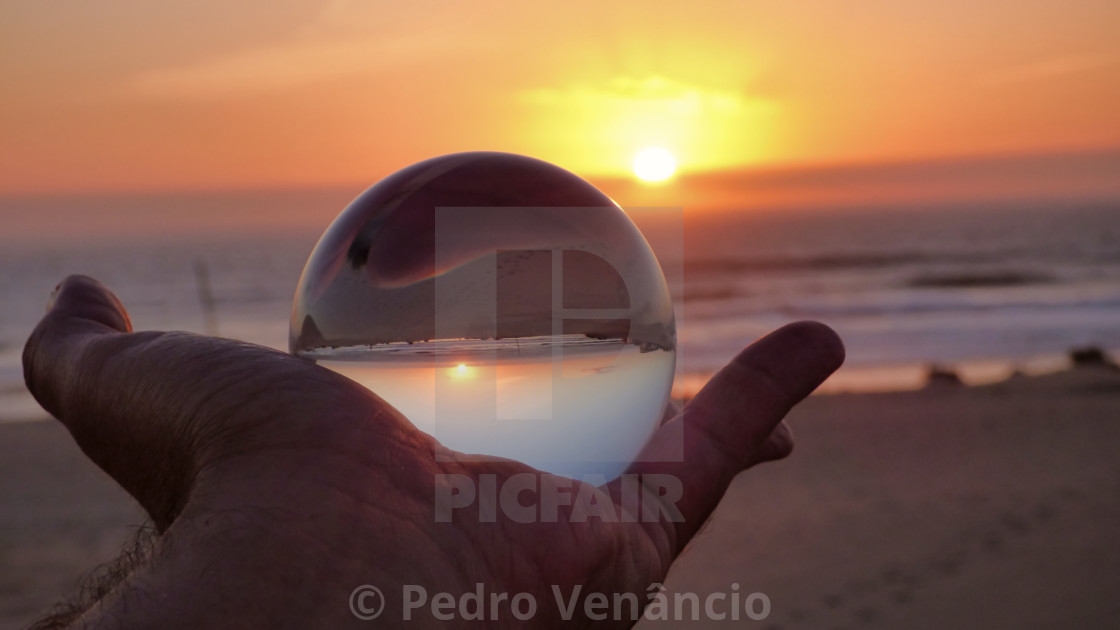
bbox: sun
[632,147,677,182]
[449,363,476,379]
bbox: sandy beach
[2,366,1119,629]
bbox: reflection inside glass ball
[290,152,675,480]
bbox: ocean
[2,193,1119,421]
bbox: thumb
[22,275,368,530]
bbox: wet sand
[3,367,1119,628]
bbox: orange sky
[1,0,1118,197]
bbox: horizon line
[1,144,1118,200]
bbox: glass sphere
[291,152,675,480]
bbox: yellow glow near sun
[633,147,677,182]
[450,363,476,379]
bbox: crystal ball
[290,152,675,480]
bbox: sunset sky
[2,0,1118,203]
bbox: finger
[745,420,794,467]
[615,321,843,553]
[22,276,390,530]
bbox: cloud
[981,52,1118,86]
[129,29,475,99]
[520,75,745,116]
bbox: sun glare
[633,148,677,182]
[449,363,476,380]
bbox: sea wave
[685,292,1120,320]
[684,251,953,273]
[906,270,1054,288]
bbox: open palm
[24,276,843,629]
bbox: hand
[24,275,844,629]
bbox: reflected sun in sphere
[632,147,677,182]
